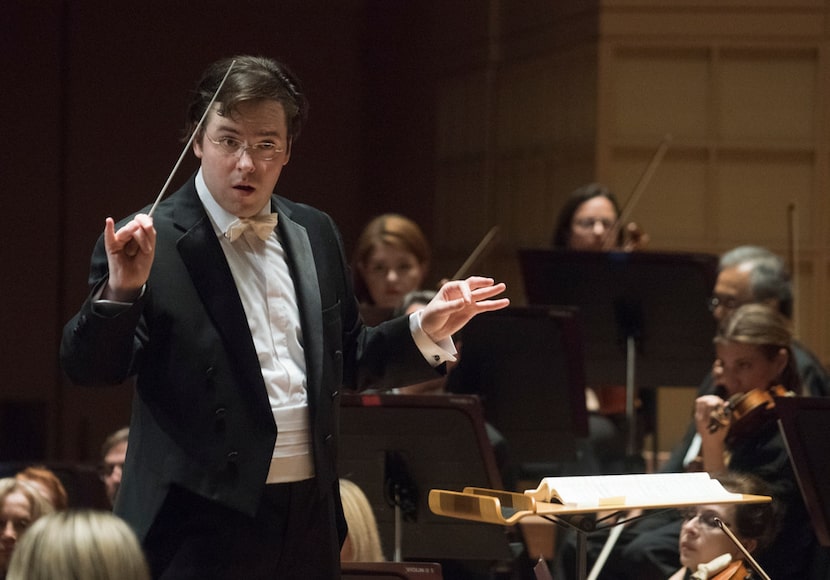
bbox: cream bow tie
[225,213,278,242]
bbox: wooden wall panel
[612,48,711,141]
[718,49,817,142]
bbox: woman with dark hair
[551,183,646,251]
[669,472,777,580]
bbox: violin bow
[602,133,672,250]
[787,202,800,337]
[451,225,500,280]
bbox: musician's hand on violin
[622,222,649,252]
[103,214,156,301]
[419,276,509,342]
[695,395,729,442]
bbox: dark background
[2,0,445,462]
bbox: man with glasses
[60,55,509,579]
[99,427,128,508]
[703,246,829,406]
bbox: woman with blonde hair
[0,478,53,578]
[339,478,384,562]
[6,509,150,580]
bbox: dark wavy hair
[713,471,779,554]
[184,55,309,146]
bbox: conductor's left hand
[419,276,509,342]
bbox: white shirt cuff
[409,311,457,367]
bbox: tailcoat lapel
[275,200,324,402]
[171,185,270,410]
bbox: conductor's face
[194,99,291,218]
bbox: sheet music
[528,472,743,508]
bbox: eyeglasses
[205,134,285,161]
[707,294,744,313]
[573,217,614,231]
[680,508,730,530]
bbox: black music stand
[338,394,521,577]
[519,249,719,458]
[776,396,830,547]
[445,306,589,476]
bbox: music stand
[519,249,718,456]
[445,306,589,474]
[338,393,518,574]
[341,561,443,579]
[776,396,830,546]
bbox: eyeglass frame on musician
[204,133,285,161]
[572,217,614,231]
[679,508,732,530]
[707,294,745,313]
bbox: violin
[707,384,792,442]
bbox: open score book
[429,472,771,525]
[526,472,743,508]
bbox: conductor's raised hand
[102,213,156,301]
[419,276,509,343]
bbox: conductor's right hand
[102,213,156,301]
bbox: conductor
[60,55,508,579]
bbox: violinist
[667,246,830,477]
[668,472,777,580]
[550,183,648,252]
[693,304,799,475]
[608,250,829,580]
[549,183,645,476]
[636,304,817,580]
[555,301,822,580]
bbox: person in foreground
[6,509,151,580]
[668,472,776,580]
[59,54,508,579]
[339,479,384,563]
